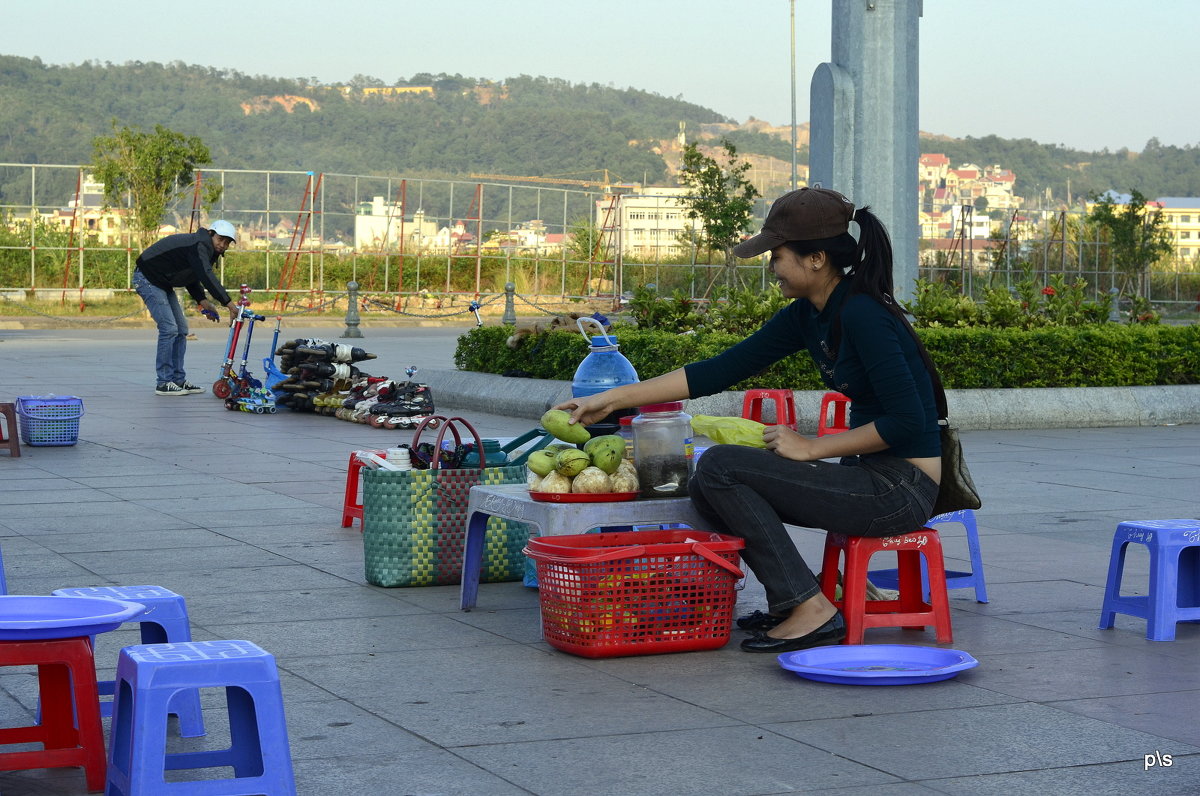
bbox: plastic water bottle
[572,317,639,437]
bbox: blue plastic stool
[51,585,204,737]
[867,510,989,603]
[1099,519,1200,641]
[0,541,7,594]
[105,640,296,796]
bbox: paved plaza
[0,324,1198,795]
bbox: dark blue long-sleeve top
[683,279,941,458]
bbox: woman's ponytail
[849,206,900,312]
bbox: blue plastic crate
[15,395,84,446]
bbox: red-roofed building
[919,153,950,184]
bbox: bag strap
[411,415,486,469]
[893,313,950,424]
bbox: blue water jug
[572,317,639,436]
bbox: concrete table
[459,484,707,610]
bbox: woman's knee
[692,444,757,489]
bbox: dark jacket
[684,279,940,458]
[134,228,232,306]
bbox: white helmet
[210,220,237,242]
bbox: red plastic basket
[524,529,745,658]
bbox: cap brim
[733,231,783,258]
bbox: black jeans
[688,445,939,614]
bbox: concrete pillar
[810,0,922,304]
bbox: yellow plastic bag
[690,415,767,448]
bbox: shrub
[456,323,1200,388]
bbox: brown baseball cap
[733,187,856,258]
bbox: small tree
[565,216,604,263]
[1087,189,1173,302]
[677,139,759,288]
[91,121,221,246]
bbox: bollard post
[1108,287,1121,323]
[341,280,364,338]
[502,282,517,326]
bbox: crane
[469,170,624,189]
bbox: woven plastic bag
[362,415,534,587]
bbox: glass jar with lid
[631,402,693,498]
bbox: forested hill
[0,55,726,183]
[2,54,1199,202]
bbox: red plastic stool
[741,389,797,429]
[0,636,106,792]
[0,402,19,457]
[817,391,851,436]
[820,529,953,644]
[341,449,387,528]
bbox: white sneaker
[179,381,205,394]
[155,382,187,396]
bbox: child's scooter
[212,286,275,413]
[261,316,288,394]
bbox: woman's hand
[763,424,821,461]
[554,392,616,428]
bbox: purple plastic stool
[1099,519,1200,641]
[106,640,295,796]
[51,586,204,737]
[868,510,988,603]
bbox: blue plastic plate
[0,595,146,640]
[778,644,978,686]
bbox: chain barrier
[514,293,581,315]
[0,288,593,325]
[359,294,503,319]
[272,296,343,317]
[0,292,147,325]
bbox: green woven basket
[361,416,543,588]
[362,464,531,587]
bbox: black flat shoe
[735,610,787,632]
[739,612,846,653]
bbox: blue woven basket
[15,395,85,446]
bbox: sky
[4,0,1196,153]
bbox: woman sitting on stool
[556,187,941,653]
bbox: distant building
[919,155,1018,215]
[946,204,994,240]
[1085,193,1200,266]
[1154,197,1200,265]
[481,220,561,255]
[353,196,438,251]
[337,85,433,100]
[42,174,129,246]
[596,187,692,259]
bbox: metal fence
[2,163,1197,315]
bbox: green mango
[527,449,558,476]
[541,409,591,445]
[583,435,625,474]
[555,448,591,477]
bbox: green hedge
[454,323,1200,388]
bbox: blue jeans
[133,270,189,385]
[688,445,939,615]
